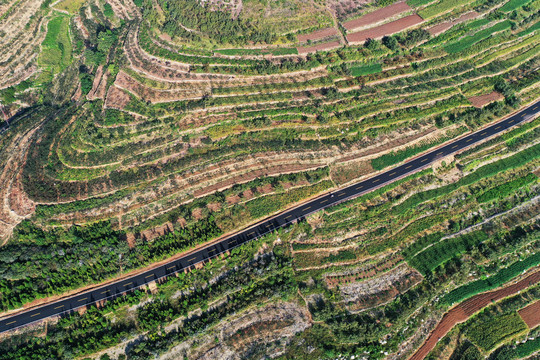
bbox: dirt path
[408,269,540,360]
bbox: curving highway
[0,99,539,334]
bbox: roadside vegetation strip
[465,312,528,351]
[417,0,471,19]
[442,251,540,305]
[370,127,467,170]
[392,141,540,215]
[444,20,514,54]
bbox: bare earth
[409,270,540,360]
[347,14,423,44]
[518,300,540,329]
[343,1,411,31]
[468,91,504,108]
[297,27,339,43]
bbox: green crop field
[349,63,383,77]
[444,20,513,53]
[465,312,528,351]
[500,0,534,12]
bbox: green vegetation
[38,16,72,80]
[408,230,489,275]
[476,173,537,203]
[443,251,540,305]
[500,0,534,12]
[349,63,382,77]
[418,0,471,19]
[465,312,528,351]
[444,21,513,54]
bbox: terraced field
[0,0,539,358]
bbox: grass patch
[444,20,513,54]
[465,312,528,351]
[215,48,299,56]
[500,0,534,12]
[38,16,72,80]
[349,63,382,77]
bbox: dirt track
[409,269,540,360]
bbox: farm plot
[342,1,412,32]
[297,27,339,43]
[346,14,424,44]
[465,312,528,351]
[215,48,299,56]
[349,63,382,76]
[340,264,423,311]
[297,41,342,54]
[500,0,534,12]
[418,0,470,19]
[427,11,480,36]
[518,301,540,328]
[468,91,504,107]
[328,0,371,21]
[38,15,72,80]
[444,20,513,54]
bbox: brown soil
[347,14,423,44]
[104,85,131,110]
[409,270,540,360]
[343,1,411,31]
[468,91,504,108]
[207,202,222,212]
[518,300,540,328]
[297,40,342,54]
[226,194,241,205]
[297,27,339,43]
[427,11,479,36]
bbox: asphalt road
[0,99,539,334]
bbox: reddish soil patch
[343,1,412,31]
[126,233,136,249]
[518,300,540,328]
[427,11,479,36]
[347,14,423,44]
[226,194,241,205]
[192,208,204,220]
[257,183,274,194]
[207,202,222,212]
[104,85,131,110]
[468,91,504,108]
[409,270,540,360]
[297,40,342,54]
[298,27,339,43]
[243,189,255,199]
[140,222,173,241]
